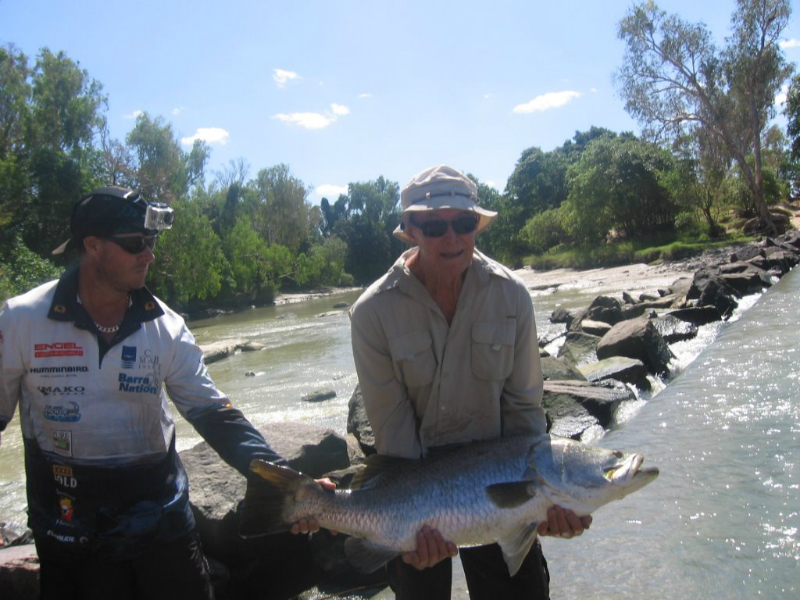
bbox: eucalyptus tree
[0,46,107,257]
[616,0,794,234]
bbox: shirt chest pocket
[389,330,436,389]
[471,320,515,381]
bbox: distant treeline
[2,1,799,310]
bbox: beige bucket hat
[393,165,497,244]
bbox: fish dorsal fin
[350,454,414,490]
[497,522,539,576]
[486,481,536,509]
[344,537,401,573]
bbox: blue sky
[2,0,799,204]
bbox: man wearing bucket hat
[350,165,589,599]
[0,186,320,598]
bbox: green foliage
[563,136,678,244]
[616,0,794,233]
[0,234,63,302]
[522,207,568,255]
[146,199,229,308]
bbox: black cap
[52,187,150,255]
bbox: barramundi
[239,434,658,576]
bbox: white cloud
[181,127,230,146]
[273,68,301,88]
[484,93,494,99]
[513,90,581,114]
[272,103,350,130]
[172,107,185,116]
[775,83,790,106]
[780,38,800,49]
[315,184,349,199]
[124,109,144,120]
[359,93,373,99]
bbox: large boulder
[596,317,674,376]
[540,355,587,381]
[718,262,771,296]
[557,331,601,367]
[578,357,651,391]
[0,544,39,600]
[543,380,634,441]
[650,314,699,344]
[687,269,739,318]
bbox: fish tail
[239,459,315,538]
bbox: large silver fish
[239,434,658,576]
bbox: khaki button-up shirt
[349,248,546,459]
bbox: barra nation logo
[121,346,137,369]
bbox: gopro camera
[144,202,175,232]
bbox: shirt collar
[48,263,165,326]
[373,248,511,296]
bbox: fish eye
[613,451,624,458]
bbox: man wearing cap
[0,187,321,599]
[349,165,590,599]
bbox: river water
[1,268,797,598]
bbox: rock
[200,339,264,364]
[347,385,376,455]
[621,291,637,304]
[549,307,574,328]
[718,262,771,296]
[730,245,765,263]
[596,317,674,376]
[540,355,587,382]
[181,422,353,599]
[332,302,350,309]
[651,314,699,343]
[557,331,601,367]
[687,269,739,318]
[302,389,337,402]
[543,380,634,440]
[317,311,345,318]
[579,319,613,337]
[581,296,624,327]
[0,544,39,600]
[664,305,722,326]
[578,357,651,391]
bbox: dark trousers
[37,532,214,600]
[388,539,550,600]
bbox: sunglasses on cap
[409,213,479,238]
[104,235,158,254]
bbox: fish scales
[240,434,658,575]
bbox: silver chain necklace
[80,294,132,335]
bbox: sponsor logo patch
[53,465,78,489]
[38,386,85,397]
[44,402,81,423]
[118,373,158,395]
[52,430,73,457]
[29,366,88,375]
[34,342,84,358]
[121,345,137,369]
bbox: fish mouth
[607,454,659,486]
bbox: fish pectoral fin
[485,481,536,508]
[344,537,401,573]
[497,522,539,577]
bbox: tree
[785,73,800,163]
[616,0,794,234]
[563,136,678,244]
[125,113,191,203]
[252,164,315,252]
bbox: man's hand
[537,505,592,539]
[290,478,338,535]
[401,526,458,570]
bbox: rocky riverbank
[2,230,799,599]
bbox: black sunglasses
[409,214,479,238]
[105,235,158,254]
